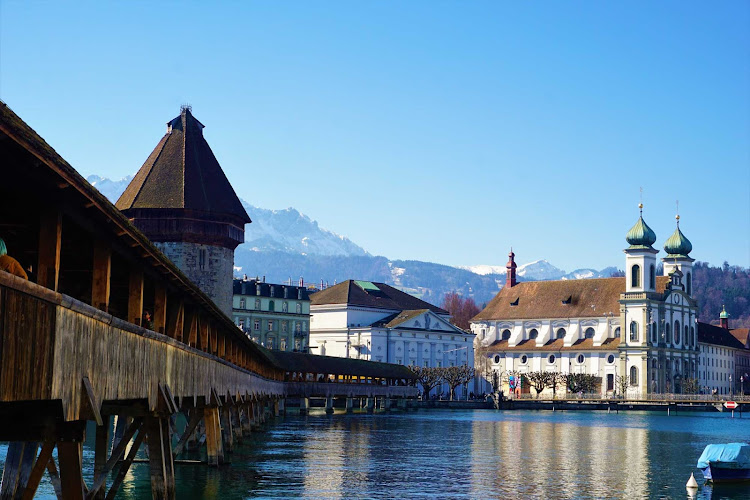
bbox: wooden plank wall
[52,306,285,421]
[0,285,56,402]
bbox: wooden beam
[127,268,144,325]
[105,428,145,500]
[153,283,167,334]
[199,319,209,353]
[144,415,175,499]
[91,239,111,312]
[45,456,63,499]
[81,377,103,426]
[91,423,108,500]
[172,410,202,456]
[1,442,38,498]
[37,209,62,291]
[20,441,55,500]
[210,324,218,356]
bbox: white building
[472,206,703,397]
[697,321,743,396]
[309,280,475,397]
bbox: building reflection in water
[470,413,650,498]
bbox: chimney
[720,305,730,329]
[506,249,517,288]
[299,277,304,287]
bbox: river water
[3,409,750,499]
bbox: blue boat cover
[697,443,750,469]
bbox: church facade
[471,206,699,396]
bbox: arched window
[528,329,538,340]
[584,327,595,339]
[684,325,689,346]
[631,264,641,288]
[282,301,289,313]
[630,366,638,386]
[556,328,566,339]
[577,354,585,364]
[614,327,621,338]
[269,300,275,312]
[686,272,692,295]
[649,264,655,289]
[630,321,638,342]
[665,322,671,343]
[674,320,680,344]
[501,329,511,341]
[548,354,556,364]
[690,326,695,347]
[254,299,261,310]
[651,322,658,343]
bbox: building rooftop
[697,322,745,349]
[310,280,447,314]
[473,276,670,322]
[116,107,250,224]
[263,350,417,379]
[233,278,310,301]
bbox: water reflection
[1,409,750,499]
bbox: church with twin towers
[472,204,698,396]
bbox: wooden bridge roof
[264,350,417,379]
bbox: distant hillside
[694,261,750,328]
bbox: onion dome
[664,215,692,258]
[720,305,729,320]
[626,204,657,249]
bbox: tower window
[631,264,641,288]
[674,320,680,344]
[199,249,207,270]
[687,272,692,295]
[630,366,638,386]
[630,321,638,342]
[649,265,655,289]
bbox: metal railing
[510,392,750,402]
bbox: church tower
[624,204,658,292]
[116,106,251,316]
[662,214,694,297]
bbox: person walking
[0,238,28,280]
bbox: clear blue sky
[2,2,748,271]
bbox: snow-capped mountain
[461,260,618,281]
[87,175,134,203]
[86,175,369,257]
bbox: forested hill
[694,262,750,328]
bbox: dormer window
[584,327,595,339]
[528,329,538,340]
[510,298,519,306]
[561,295,572,305]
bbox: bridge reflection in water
[0,103,417,499]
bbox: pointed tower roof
[664,215,692,258]
[625,204,657,250]
[116,106,250,224]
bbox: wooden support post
[217,332,226,358]
[200,320,209,353]
[128,268,144,325]
[92,422,109,500]
[144,416,175,500]
[58,441,84,500]
[186,311,198,347]
[173,410,202,456]
[105,428,145,500]
[166,300,184,341]
[210,324,218,355]
[1,442,39,498]
[220,404,234,453]
[203,407,224,466]
[92,239,112,312]
[45,456,63,499]
[230,405,242,443]
[37,209,62,291]
[154,283,167,335]
[346,397,354,413]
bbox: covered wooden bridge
[0,102,416,499]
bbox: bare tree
[682,377,700,395]
[411,366,443,400]
[442,292,481,330]
[564,373,599,395]
[441,365,475,400]
[526,371,552,398]
[615,375,629,398]
[546,371,564,398]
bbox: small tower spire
[506,248,517,288]
[720,305,729,329]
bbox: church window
[556,328,566,339]
[494,355,501,364]
[665,322,671,342]
[683,325,689,346]
[584,327,595,339]
[528,329,538,340]
[268,300,275,312]
[649,265,655,289]
[501,329,511,341]
[651,322,658,343]
[674,320,680,344]
[690,327,695,346]
[686,272,692,295]
[577,354,585,364]
[614,327,621,338]
[631,265,641,288]
[608,354,615,364]
[548,354,556,364]
[630,321,638,342]
[520,355,528,364]
[630,366,638,386]
[282,301,289,313]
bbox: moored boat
[697,443,750,483]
